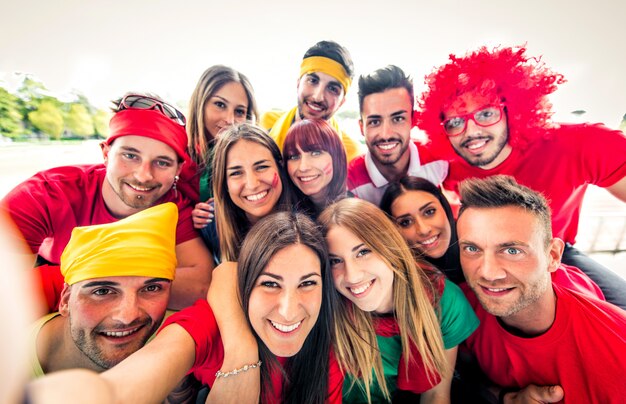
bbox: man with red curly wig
[417,46,626,309]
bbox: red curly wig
[417,46,566,158]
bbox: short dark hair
[303,40,354,79]
[358,65,414,113]
[458,175,552,246]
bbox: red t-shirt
[444,123,626,244]
[464,283,626,403]
[1,164,197,262]
[161,299,343,403]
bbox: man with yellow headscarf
[29,203,177,377]
[262,40,364,162]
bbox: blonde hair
[318,198,447,402]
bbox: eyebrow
[227,159,270,171]
[260,272,321,281]
[119,146,176,163]
[351,243,365,253]
[366,110,408,120]
[81,280,119,288]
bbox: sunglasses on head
[119,94,186,126]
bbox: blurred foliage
[620,114,626,133]
[0,74,109,141]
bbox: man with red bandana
[417,46,626,309]
[1,94,214,311]
[262,40,364,162]
[348,65,448,206]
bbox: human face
[390,190,451,259]
[226,140,283,224]
[248,244,322,357]
[443,93,512,170]
[203,81,249,140]
[457,206,560,319]
[60,276,170,369]
[359,87,412,167]
[286,146,333,205]
[326,225,394,314]
[101,135,182,218]
[296,72,346,121]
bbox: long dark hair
[380,176,464,283]
[238,211,338,404]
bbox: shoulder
[438,279,480,348]
[347,155,369,184]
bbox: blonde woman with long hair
[318,198,478,403]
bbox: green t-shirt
[343,279,479,403]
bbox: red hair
[417,45,566,157]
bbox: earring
[173,175,180,198]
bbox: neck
[500,287,557,336]
[373,150,410,183]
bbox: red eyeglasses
[118,94,186,126]
[441,104,505,137]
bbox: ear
[100,141,111,165]
[358,119,365,137]
[58,283,72,317]
[175,160,184,177]
[546,238,565,273]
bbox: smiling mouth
[348,280,374,296]
[375,141,399,151]
[418,235,439,246]
[462,137,491,150]
[298,174,319,183]
[244,190,268,202]
[270,320,302,333]
[100,325,143,338]
[126,183,157,192]
[306,101,326,112]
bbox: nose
[414,216,432,237]
[224,109,235,125]
[311,85,324,102]
[298,154,312,171]
[277,289,299,322]
[244,171,260,189]
[111,293,141,325]
[464,118,482,136]
[342,259,363,285]
[478,252,507,282]
[134,161,154,183]
[381,119,392,138]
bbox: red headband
[107,109,189,163]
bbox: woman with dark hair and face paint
[282,119,348,216]
[46,211,343,403]
[380,176,464,284]
[201,123,295,262]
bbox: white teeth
[377,143,397,150]
[103,328,139,337]
[349,281,373,295]
[467,140,487,150]
[299,175,318,183]
[420,236,438,246]
[307,103,323,111]
[129,184,152,191]
[487,288,508,292]
[245,190,268,201]
[270,320,301,332]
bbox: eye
[228,170,243,177]
[329,257,343,266]
[154,160,173,168]
[503,247,522,255]
[310,150,323,157]
[214,101,226,109]
[287,154,301,161]
[396,217,414,228]
[423,208,436,217]
[356,248,371,258]
[235,108,246,117]
[260,281,279,288]
[307,76,318,85]
[475,107,498,122]
[366,119,380,128]
[122,153,138,160]
[300,279,318,288]
[143,284,163,292]
[327,84,341,96]
[392,115,406,123]
[462,245,479,254]
[93,288,113,296]
[255,164,270,172]
[443,117,465,131]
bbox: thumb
[536,385,564,402]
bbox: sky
[2,0,625,128]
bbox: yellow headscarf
[299,56,352,93]
[61,203,178,285]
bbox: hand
[192,199,214,229]
[503,385,564,404]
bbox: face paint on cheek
[271,172,280,189]
[322,163,333,177]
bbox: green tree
[93,109,110,138]
[619,114,626,133]
[65,103,94,137]
[0,87,23,138]
[28,100,64,139]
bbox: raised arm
[206,261,260,404]
[169,237,214,310]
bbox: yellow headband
[300,56,352,93]
[61,203,178,285]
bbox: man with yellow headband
[29,203,176,377]
[1,94,214,312]
[263,40,364,161]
